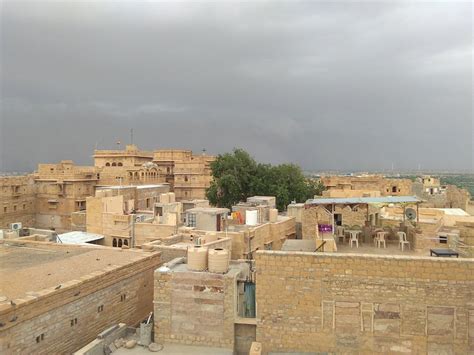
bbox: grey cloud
[1,0,472,172]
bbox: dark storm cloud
[1,1,472,172]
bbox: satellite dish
[405,208,417,220]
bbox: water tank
[269,208,278,223]
[246,210,258,226]
[187,246,208,271]
[208,248,229,273]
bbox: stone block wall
[0,175,36,229]
[134,222,177,246]
[255,251,474,354]
[154,267,237,349]
[0,251,160,354]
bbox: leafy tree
[206,149,323,210]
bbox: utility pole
[131,214,136,248]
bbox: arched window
[112,162,117,167]
[105,163,110,167]
[167,167,170,174]
[134,172,138,179]
[141,172,144,178]
[124,239,129,246]
[118,239,123,247]
[113,238,117,247]
[118,162,123,167]
[129,172,133,178]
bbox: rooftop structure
[57,231,104,245]
[0,240,161,354]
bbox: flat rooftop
[0,241,154,301]
[336,243,424,257]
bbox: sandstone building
[0,239,161,354]
[34,161,99,232]
[321,174,413,197]
[0,175,36,229]
[152,149,214,200]
[0,145,214,232]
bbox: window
[118,239,123,247]
[120,294,127,302]
[113,238,117,247]
[167,167,170,174]
[36,334,45,343]
[4,207,7,213]
[97,173,100,179]
[124,239,129,246]
[118,162,123,166]
[23,204,26,210]
[13,205,17,211]
[105,162,110,167]
[439,235,448,244]
[70,318,78,326]
[392,186,397,193]
[112,162,117,167]
[184,176,189,182]
[97,305,104,313]
[187,213,196,227]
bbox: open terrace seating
[336,241,423,256]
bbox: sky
[0,1,472,173]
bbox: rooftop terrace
[0,241,154,300]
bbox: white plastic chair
[349,231,359,248]
[397,231,410,251]
[376,232,386,248]
[336,226,346,243]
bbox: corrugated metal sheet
[57,231,104,244]
[305,196,421,205]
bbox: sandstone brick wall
[0,251,160,354]
[225,217,295,259]
[0,175,36,229]
[154,267,237,349]
[134,222,177,246]
[255,251,474,354]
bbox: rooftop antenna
[202,148,206,155]
[130,128,134,145]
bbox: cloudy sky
[1,1,472,172]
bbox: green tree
[206,149,322,210]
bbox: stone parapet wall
[255,251,474,354]
[0,244,161,354]
[154,266,237,349]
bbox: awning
[305,196,421,207]
[57,231,104,244]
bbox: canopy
[305,196,421,207]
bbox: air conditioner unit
[135,215,146,223]
[10,222,22,231]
